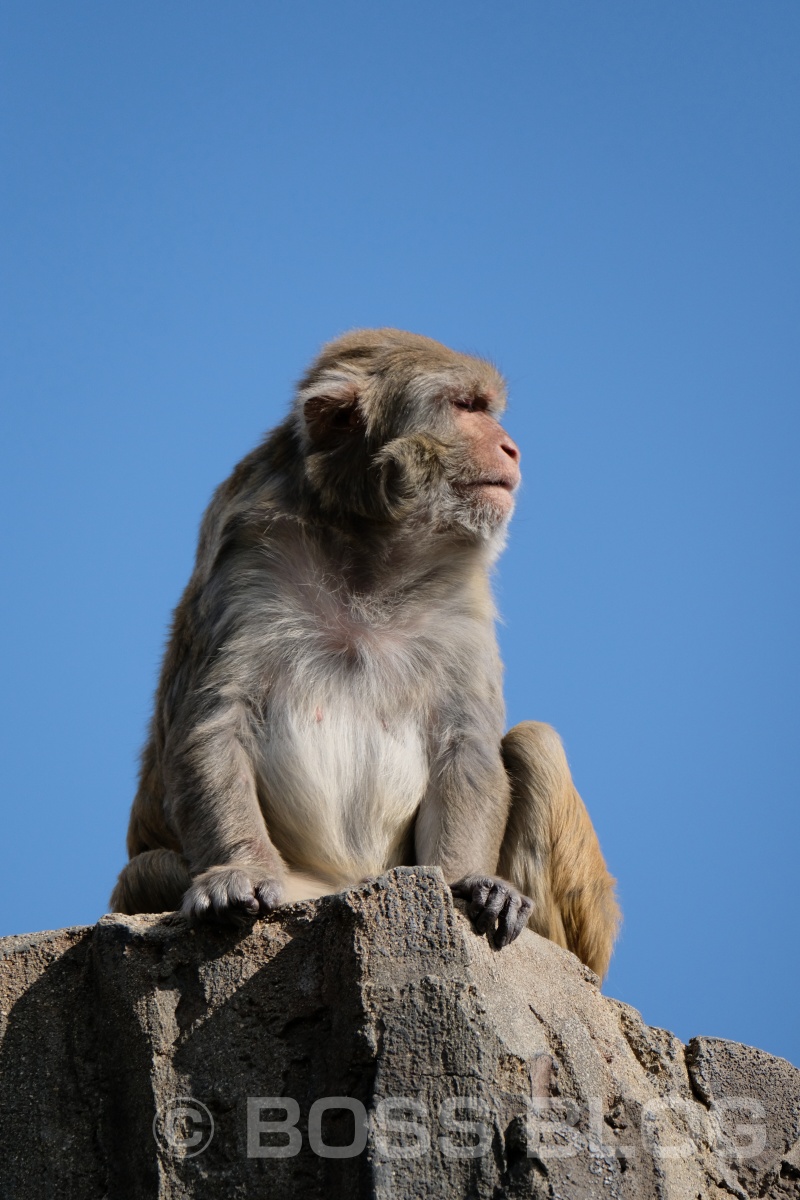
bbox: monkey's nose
[500,435,520,462]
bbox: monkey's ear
[303,394,365,445]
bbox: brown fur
[111,329,619,976]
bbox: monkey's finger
[472,882,509,935]
[451,876,500,933]
[181,884,212,924]
[205,869,260,920]
[494,891,522,948]
[495,891,533,948]
[254,879,283,913]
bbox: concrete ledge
[1,867,797,1198]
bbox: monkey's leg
[110,849,192,915]
[498,721,620,979]
[110,853,335,914]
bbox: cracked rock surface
[0,867,797,1199]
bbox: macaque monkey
[111,329,619,978]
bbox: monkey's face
[295,329,520,540]
[443,392,520,531]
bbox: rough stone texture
[0,867,797,1199]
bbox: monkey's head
[293,329,521,542]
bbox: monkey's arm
[162,694,287,920]
[415,719,534,948]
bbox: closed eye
[452,395,490,413]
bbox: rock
[0,867,797,1199]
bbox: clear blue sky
[2,3,798,1066]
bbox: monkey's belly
[255,699,429,884]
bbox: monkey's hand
[181,865,284,924]
[451,875,533,949]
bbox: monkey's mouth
[459,478,516,493]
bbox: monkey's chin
[449,488,515,540]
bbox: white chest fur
[250,581,436,883]
[255,678,429,883]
